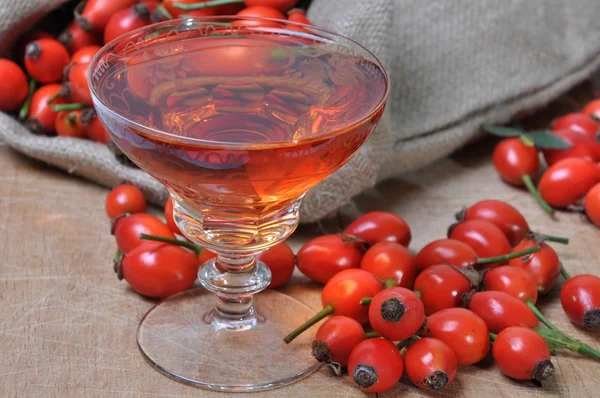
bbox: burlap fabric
[2,0,600,222]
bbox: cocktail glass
[88,16,388,392]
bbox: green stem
[173,0,242,10]
[284,304,334,344]
[535,233,569,245]
[414,290,422,298]
[536,327,600,362]
[397,335,420,349]
[139,233,202,254]
[113,249,122,263]
[66,113,76,124]
[560,263,571,280]
[364,331,380,339]
[155,4,173,20]
[476,245,540,266]
[53,103,86,112]
[522,174,555,216]
[489,332,498,341]
[527,300,560,333]
[573,342,600,361]
[46,90,61,105]
[383,279,397,288]
[360,297,372,306]
[19,78,36,120]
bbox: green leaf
[519,135,535,147]
[482,125,523,137]
[534,327,572,351]
[527,130,572,149]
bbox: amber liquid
[97,33,387,220]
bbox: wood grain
[2,83,600,397]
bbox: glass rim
[88,15,389,149]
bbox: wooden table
[2,83,600,397]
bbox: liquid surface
[97,33,387,147]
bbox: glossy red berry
[284,269,382,344]
[24,38,70,84]
[68,62,93,106]
[509,238,560,295]
[426,308,490,365]
[360,241,416,288]
[492,137,539,186]
[460,199,529,246]
[368,287,425,341]
[235,6,286,27]
[344,211,411,246]
[542,129,600,166]
[81,108,110,143]
[105,184,147,219]
[415,238,478,272]
[296,234,363,284]
[55,110,87,138]
[467,291,538,333]
[413,264,473,315]
[560,274,600,328]
[449,220,511,267]
[483,265,538,304]
[404,338,457,391]
[164,197,181,235]
[538,158,600,208]
[26,84,67,134]
[113,213,175,253]
[312,316,365,367]
[493,326,554,381]
[258,241,295,288]
[584,183,600,227]
[104,2,158,44]
[118,241,198,298]
[287,8,311,24]
[348,338,404,393]
[583,99,600,120]
[0,59,28,112]
[77,0,139,32]
[58,22,101,54]
[322,269,383,324]
[552,112,600,139]
[71,45,102,65]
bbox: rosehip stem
[522,175,555,216]
[475,245,541,266]
[18,78,36,120]
[360,297,372,306]
[489,332,497,341]
[173,0,242,10]
[155,4,173,19]
[283,304,334,344]
[383,279,397,288]
[529,302,600,361]
[365,331,380,339]
[535,233,569,245]
[526,300,557,332]
[53,103,86,112]
[139,233,202,254]
[535,327,600,362]
[560,263,571,280]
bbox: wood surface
[2,83,600,397]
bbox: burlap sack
[2,0,600,222]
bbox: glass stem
[198,252,271,321]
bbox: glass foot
[136,287,321,392]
